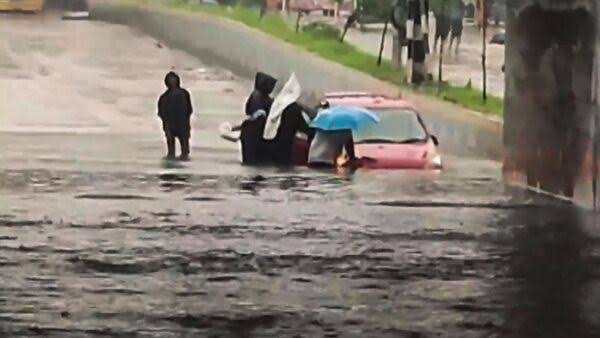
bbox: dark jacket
[269,102,312,165]
[158,72,193,137]
[245,72,277,116]
[241,72,277,164]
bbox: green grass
[136,0,503,115]
[422,82,504,116]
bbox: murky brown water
[1,12,600,338]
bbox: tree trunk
[438,35,444,93]
[340,26,349,42]
[378,20,389,66]
[593,110,599,210]
[295,11,302,33]
[482,0,487,101]
[438,0,445,94]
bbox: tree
[377,19,389,66]
[479,0,488,101]
[437,0,446,93]
[358,0,395,21]
[340,9,359,42]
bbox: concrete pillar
[503,0,598,207]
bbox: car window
[354,109,428,144]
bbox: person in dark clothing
[268,102,312,166]
[240,72,277,164]
[433,14,451,52]
[245,72,277,118]
[449,0,465,54]
[158,71,193,161]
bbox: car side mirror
[431,135,439,146]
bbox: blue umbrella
[310,106,380,131]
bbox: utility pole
[406,0,429,84]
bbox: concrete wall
[504,0,599,208]
[90,0,503,159]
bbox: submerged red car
[292,92,442,169]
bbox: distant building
[267,0,281,10]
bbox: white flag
[263,73,302,140]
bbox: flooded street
[1,13,600,338]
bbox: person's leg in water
[178,134,190,161]
[163,124,176,160]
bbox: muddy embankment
[88,0,503,160]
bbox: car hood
[356,142,437,169]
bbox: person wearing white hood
[263,73,313,165]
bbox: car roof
[324,92,417,111]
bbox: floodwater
[1,13,600,338]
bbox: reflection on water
[501,207,600,338]
[0,164,599,337]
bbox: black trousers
[163,123,190,157]
[166,133,189,157]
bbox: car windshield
[354,109,428,144]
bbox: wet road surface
[1,13,600,338]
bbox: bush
[302,22,341,40]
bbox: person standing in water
[433,1,451,53]
[158,71,194,161]
[267,102,313,166]
[240,72,277,164]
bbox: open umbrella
[310,106,380,131]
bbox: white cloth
[218,122,240,143]
[263,73,301,140]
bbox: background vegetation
[150,0,503,115]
